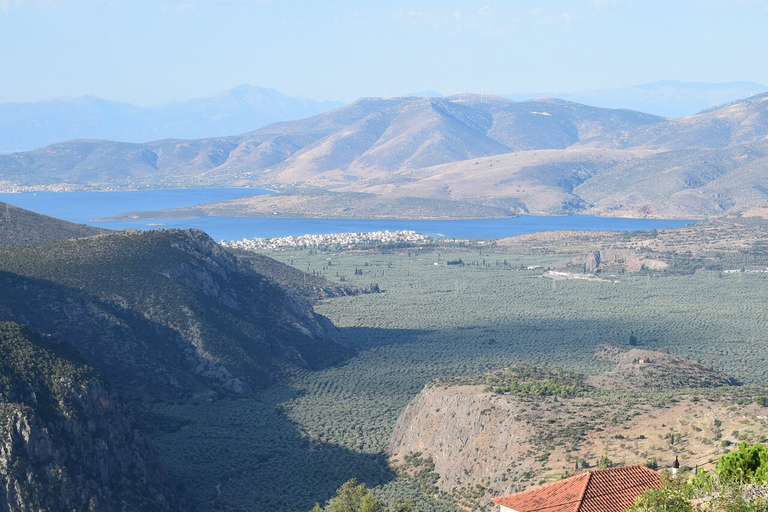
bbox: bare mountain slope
[344,148,655,215]
[0,95,665,190]
[575,141,768,217]
[581,92,768,150]
[488,98,665,150]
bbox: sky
[1,0,767,105]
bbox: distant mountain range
[0,85,343,152]
[3,81,765,154]
[0,94,663,188]
[503,80,768,118]
[3,91,768,218]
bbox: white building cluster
[221,230,431,250]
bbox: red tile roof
[491,465,660,512]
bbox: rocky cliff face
[389,384,537,497]
[0,229,349,399]
[0,322,185,511]
[389,351,748,510]
[555,249,668,273]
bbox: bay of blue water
[0,189,694,241]
[0,189,269,223]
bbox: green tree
[644,457,658,470]
[598,455,614,469]
[692,470,768,512]
[627,474,694,512]
[311,479,412,512]
[716,442,768,485]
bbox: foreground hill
[0,322,185,511]
[0,201,108,246]
[0,229,349,399]
[230,248,366,302]
[388,348,766,511]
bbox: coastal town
[221,229,433,251]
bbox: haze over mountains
[4,81,765,155]
[0,85,343,153]
[503,80,768,118]
[0,94,664,189]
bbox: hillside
[230,248,366,302]
[343,148,653,215]
[497,217,768,274]
[388,350,764,511]
[0,201,108,246]
[580,92,768,151]
[0,322,186,511]
[0,229,349,399]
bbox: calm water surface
[0,189,695,241]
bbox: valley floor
[145,245,768,511]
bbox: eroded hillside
[389,348,768,511]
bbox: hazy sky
[2,0,767,105]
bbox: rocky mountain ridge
[0,322,186,511]
[0,228,349,400]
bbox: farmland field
[146,246,768,511]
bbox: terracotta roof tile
[491,472,589,512]
[579,465,661,512]
[491,465,660,512]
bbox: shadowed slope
[0,229,349,399]
[0,322,187,511]
[0,201,108,246]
